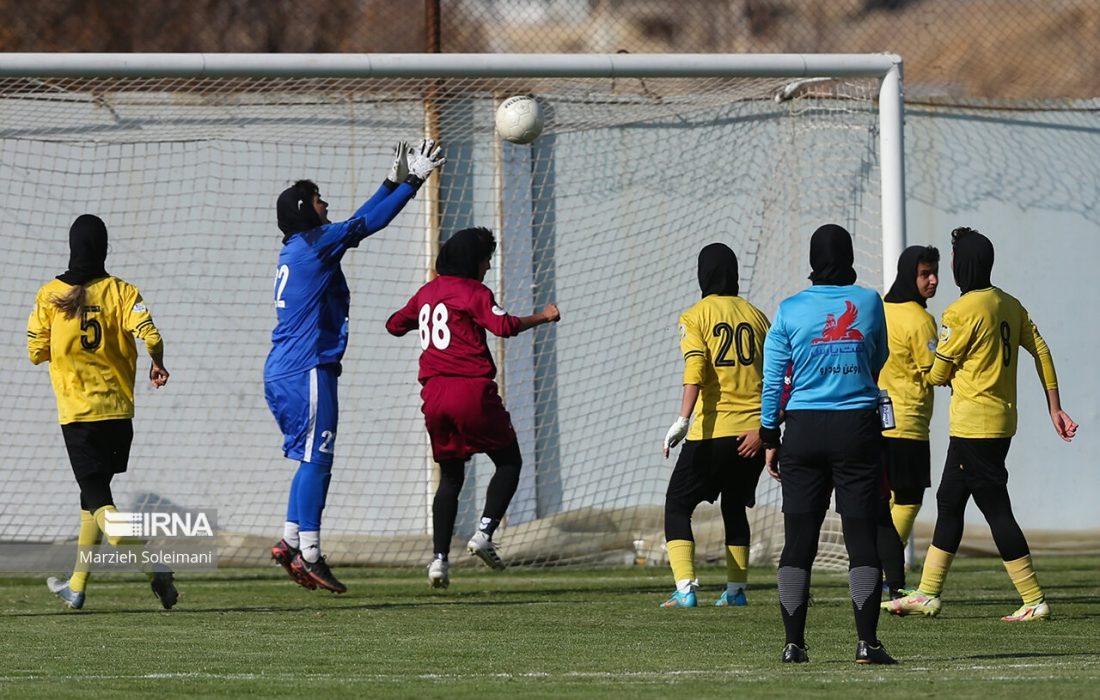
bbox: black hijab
[277,180,323,243]
[808,223,857,286]
[436,227,495,279]
[57,214,109,285]
[952,228,994,293]
[697,243,739,297]
[885,245,932,307]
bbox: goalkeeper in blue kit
[760,224,895,665]
[265,140,445,593]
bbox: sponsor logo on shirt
[491,305,507,316]
[939,324,952,342]
[132,302,146,313]
[810,300,864,344]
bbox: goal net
[0,54,901,573]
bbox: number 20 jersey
[386,275,523,384]
[678,295,771,440]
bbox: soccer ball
[495,95,544,145]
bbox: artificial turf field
[2,555,1098,699]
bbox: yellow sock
[69,509,102,593]
[93,505,157,580]
[916,545,954,596]
[890,501,921,545]
[93,505,125,546]
[666,539,695,585]
[1004,555,1044,605]
[725,545,749,585]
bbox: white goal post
[0,53,904,572]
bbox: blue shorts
[264,366,338,466]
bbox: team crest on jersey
[810,300,864,344]
[939,324,952,342]
[132,302,146,313]
[491,305,507,316]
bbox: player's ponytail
[50,284,86,319]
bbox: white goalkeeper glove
[386,140,409,184]
[662,416,690,458]
[405,138,446,188]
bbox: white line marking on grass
[3,659,1096,685]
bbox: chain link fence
[0,0,1096,103]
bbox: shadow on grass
[964,651,1087,660]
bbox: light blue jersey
[761,285,887,429]
[264,182,415,381]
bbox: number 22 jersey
[386,275,523,384]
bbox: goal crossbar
[0,52,907,286]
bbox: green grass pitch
[2,556,1098,698]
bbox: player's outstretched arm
[516,303,560,333]
[1045,387,1078,441]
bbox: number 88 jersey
[678,295,771,441]
[386,275,523,384]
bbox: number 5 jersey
[27,276,162,424]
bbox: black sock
[478,516,501,537]
[432,460,466,556]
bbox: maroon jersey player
[386,227,560,588]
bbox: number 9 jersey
[386,275,523,384]
[27,277,163,424]
[678,295,771,441]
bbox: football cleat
[150,571,179,610]
[890,587,917,601]
[467,531,506,571]
[714,589,748,607]
[427,558,450,589]
[856,640,898,665]
[46,577,85,610]
[291,552,347,594]
[782,642,809,663]
[660,590,697,608]
[1001,600,1051,622]
[882,589,941,617]
[272,539,316,590]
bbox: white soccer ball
[495,95,544,145]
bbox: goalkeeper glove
[663,416,690,455]
[404,139,446,190]
[386,140,410,185]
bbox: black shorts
[882,437,931,491]
[666,436,765,508]
[940,436,1011,491]
[61,419,134,480]
[778,409,881,518]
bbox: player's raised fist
[542,303,561,323]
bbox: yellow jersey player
[660,243,770,608]
[886,227,1077,622]
[27,214,176,610]
[877,245,940,598]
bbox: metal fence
[0,0,1096,103]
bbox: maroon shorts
[421,376,517,462]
